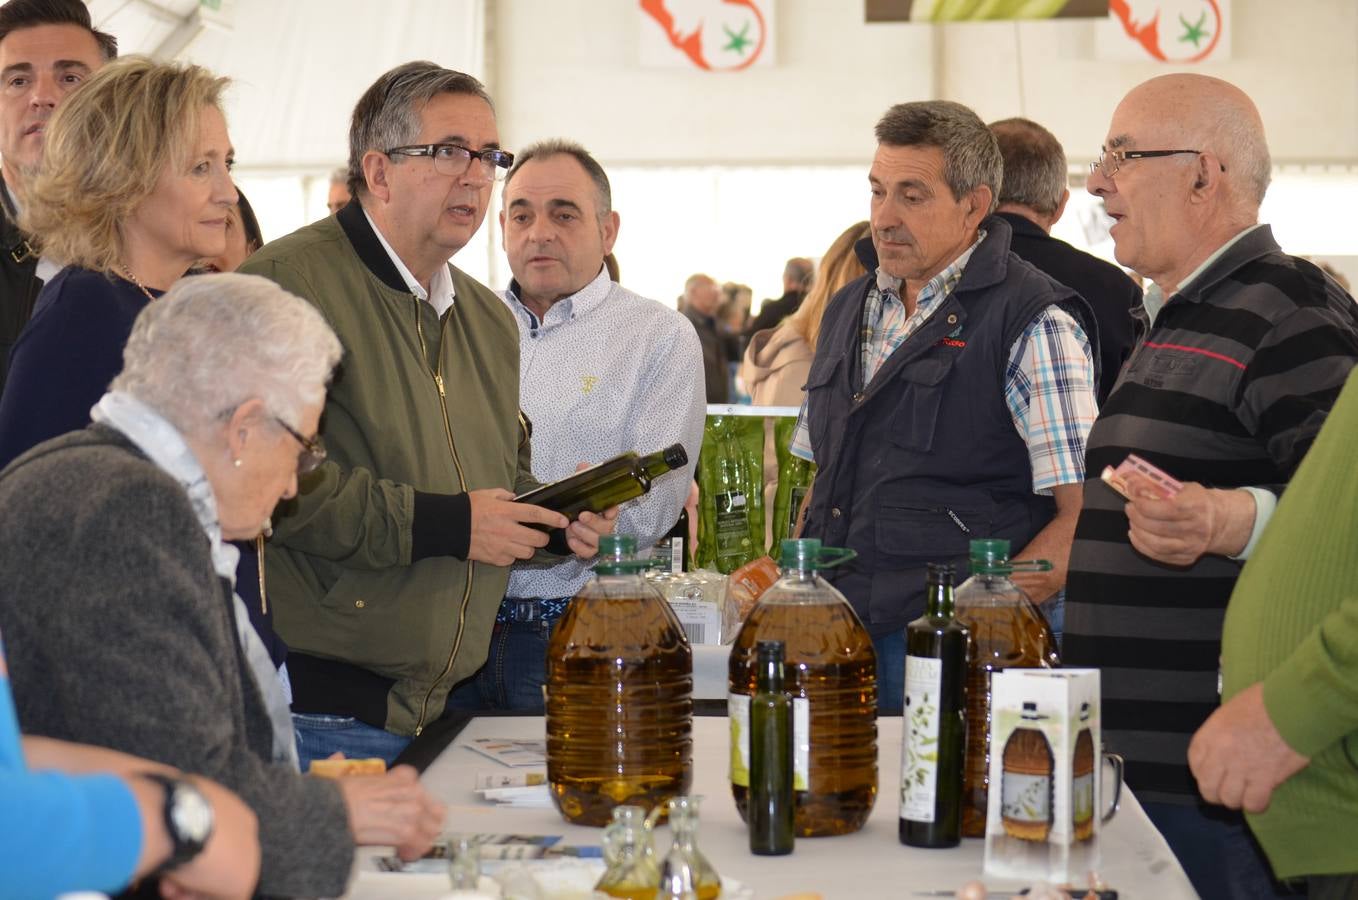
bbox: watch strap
[140,772,212,876]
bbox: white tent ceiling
[87,0,486,173]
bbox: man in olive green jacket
[240,62,611,767]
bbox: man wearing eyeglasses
[240,62,614,769]
[1063,73,1358,898]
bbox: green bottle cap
[778,538,857,570]
[594,534,657,575]
[599,534,637,558]
[969,538,1011,573]
[779,538,822,569]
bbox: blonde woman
[741,221,870,522]
[0,58,291,665]
[0,57,236,467]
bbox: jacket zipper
[412,300,475,736]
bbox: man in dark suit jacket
[0,0,116,393]
[991,117,1144,404]
[744,256,813,337]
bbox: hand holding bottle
[467,488,568,565]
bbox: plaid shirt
[791,236,1096,493]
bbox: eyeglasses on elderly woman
[272,416,326,475]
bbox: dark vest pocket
[885,354,954,454]
[874,497,987,561]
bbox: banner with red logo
[1096,0,1230,63]
[640,0,774,70]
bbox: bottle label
[1072,772,1094,825]
[1001,772,1052,824]
[901,654,943,823]
[714,491,752,562]
[729,693,750,786]
[729,691,809,790]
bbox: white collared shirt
[500,268,707,599]
[361,206,456,316]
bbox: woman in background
[740,221,871,527]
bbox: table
[346,716,1197,900]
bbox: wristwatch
[141,773,214,874]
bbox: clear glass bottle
[953,539,1059,838]
[595,805,662,899]
[729,538,878,837]
[546,534,693,827]
[658,796,721,900]
[446,836,480,890]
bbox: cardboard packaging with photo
[983,669,1101,882]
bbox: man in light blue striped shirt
[443,140,705,712]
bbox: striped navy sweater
[1063,224,1358,804]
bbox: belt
[495,596,572,624]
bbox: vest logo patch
[581,375,599,394]
[937,337,966,349]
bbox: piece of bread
[308,757,387,778]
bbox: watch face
[170,782,214,844]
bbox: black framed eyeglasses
[385,143,515,181]
[274,417,326,475]
[1090,148,1206,178]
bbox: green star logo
[722,20,753,56]
[1179,12,1210,47]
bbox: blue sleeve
[0,771,143,898]
[0,272,140,468]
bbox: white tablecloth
[346,716,1197,900]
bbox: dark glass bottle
[657,507,691,574]
[900,563,969,848]
[517,444,688,552]
[749,640,794,855]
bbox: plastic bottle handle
[1006,558,1053,573]
[816,547,858,568]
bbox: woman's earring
[233,458,243,468]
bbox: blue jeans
[1142,800,1302,899]
[872,629,906,715]
[1039,589,1064,652]
[444,616,560,713]
[292,713,411,772]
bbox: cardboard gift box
[983,668,1101,883]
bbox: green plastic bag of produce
[695,415,765,574]
[769,416,816,554]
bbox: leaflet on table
[475,769,553,808]
[465,737,547,767]
[372,834,603,873]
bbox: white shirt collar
[1144,223,1263,325]
[361,206,457,317]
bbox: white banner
[1095,0,1231,63]
[639,0,776,70]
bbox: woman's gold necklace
[119,264,157,303]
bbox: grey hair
[504,138,612,220]
[875,101,1003,214]
[1204,107,1271,208]
[990,117,1067,216]
[110,273,342,438]
[346,61,493,198]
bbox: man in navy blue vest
[788,100,1099,712]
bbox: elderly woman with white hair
[0,274,444,899]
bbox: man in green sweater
[242,62,615,769]
[1188,367,1358,896]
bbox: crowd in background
[0,1,1357,899]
